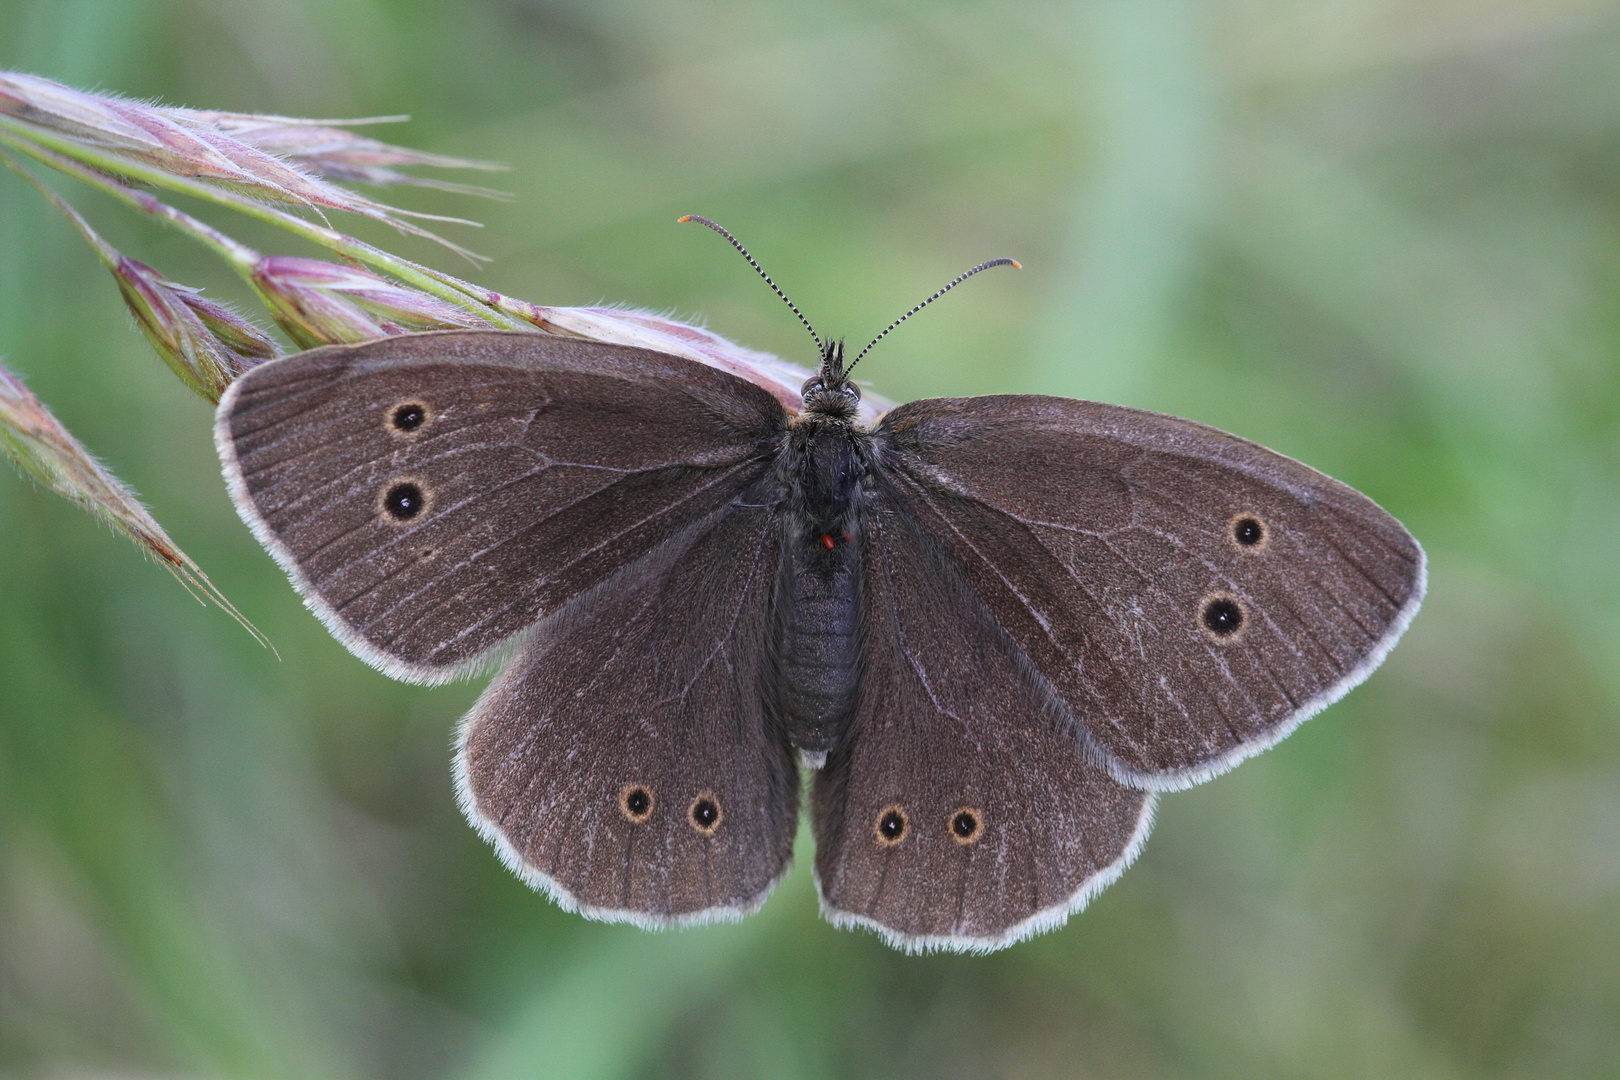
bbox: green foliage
[2,1,1618,1077]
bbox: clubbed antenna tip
[844,256,1021,377]
[679,214,823,354]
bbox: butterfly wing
[216,331,786,683]
[874,395,1425,789]
[811,488,1155,952]
[456,490,798,924]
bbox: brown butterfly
[215,221,1423,952]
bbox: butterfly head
[801,339,862,420]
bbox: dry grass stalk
[0,363,267,645]
[0,70,843,640]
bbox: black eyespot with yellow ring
[875,805,909,846]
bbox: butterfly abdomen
[776,419,869,758]
[777,530,861,757]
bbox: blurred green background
[3,0,1619,1077]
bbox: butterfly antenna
[679,215,823,354]
[844,257,1021,378]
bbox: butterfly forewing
[456,494,798,924]
[811,488,1155,952]
[217,332,786,682]
[876,395,1425,788]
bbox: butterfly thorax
[775,395,871,761]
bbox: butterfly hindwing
[216,331,786,682]
[811,486,1155,952]
[456,493,798,925]
[876,395,1425,788]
